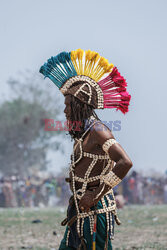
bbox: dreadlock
[65,95,100,140]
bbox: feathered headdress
[39,49,131,114]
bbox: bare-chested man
[39,48,132,250]
[59,94,133,250]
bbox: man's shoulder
[92,120,111,132]
[91,120,112,137]
[90,119,116,146]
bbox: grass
[0,205,166,249]
[112,205,167,250]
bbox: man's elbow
[123,158,133,170]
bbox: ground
[0,205,166,250]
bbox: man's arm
[79,122,133,212]
[95,123,133,179]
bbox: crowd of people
[0,171,167,208]
[0,175,70,208]
[115,171,167,206]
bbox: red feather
[98,67,131,114]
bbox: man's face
[64,95,72,120]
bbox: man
[40,49,133,249]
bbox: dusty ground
[0,205,166,250]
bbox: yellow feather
[76,49,84,60]
[85,50,92,61]
[71,50,77,60]
[71,51,79,73]
[94,53,100,63]
[71,49,114,81]
[84,50,92,75]
[77,49,84,74]
[107,63,114,71]
[85,51,98,77]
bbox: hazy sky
[0,0,167,174]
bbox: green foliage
[0,72,65,177]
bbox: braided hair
[65,95,100,140]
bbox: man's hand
[78,190,96,213]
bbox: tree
[0,71,65,177]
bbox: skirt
[59,192,115,250]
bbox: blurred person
[122,176,130,204]
[3,177,16,207]
[164,179,167,204]
[10,176,18,207]
[128,174,135,204]
[145,177,153,205]
[114,191,125,209]
[157,179,164,204]
[0,179,5,207]
[40,180,50,206]
[40,49,132,249]
[137,175,144,204]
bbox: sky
[0,0,167,174]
